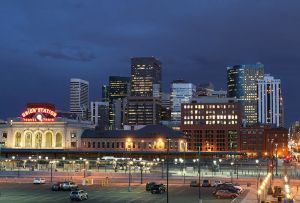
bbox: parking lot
[0,183,248,203]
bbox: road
[0,183,248,203]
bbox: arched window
[15,132,21,147]
[45,132,52,148]
[35,132,42,148]
[25,132,32,148]
[55,133,62,147]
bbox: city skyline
[1,1,300,126]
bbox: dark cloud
[0,0,300,126]
[36,48,96,62]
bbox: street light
[198,146,202,203]
[256,159,260,191]
[161,159,165,179]
[230,162,234,183]
[166,138,171,203]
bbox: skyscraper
[227,63,264,125]
[108,76,130,129]
[69,78,89,120]
[130,57,161,97]
[257,74,283,127]
[90,101,109,130]
[171,80,196,122]
[101,85,110,102]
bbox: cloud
[36,47,96,62]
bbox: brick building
[180,97,242,152]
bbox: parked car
[33,178,46,184]
[146,182,157,191]
[61,181,78,191]
[202,179,211,187]
[51,182,64,191]
[213,184,239,194]
[151,184,166,194]
[223,182,243,193]
[70,190,88,201]
[213,180,222,187]
[216,190,239,199]
[190,180,200,187]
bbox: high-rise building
[123,97,161,126]
[70,78,89,120]
[130,57,162,97]
[101,85,110,102]
[90,101,109,130]
[181,97,242,151]
[171,80,196,122]
[227,63,264,125]
[196,82,214,97]
[160,92,171,121]
[108,76,130,129]
[257,74,283,127]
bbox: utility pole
[167,138,171,203]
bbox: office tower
[211,90,227,98]
[108,76,130,129]
[171,80,196,122]
[69,78,89,120]
[130,57,162,97]
[161,92,171,121]
[90,101,109,130]
[102,85,110,102]
[123,97,161,126]
[257,74,283,127]
[181,97,242,151]
[196,82,214,97]
[227,63,264,125]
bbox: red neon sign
[21,108,57,122]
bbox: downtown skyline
[0,0,300,126]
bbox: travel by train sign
[21,108,57,122]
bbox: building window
[93,142,96,148]
[71,133,76,138]
[112,142,115,148]
[2,132,7,139]
[121,142,124,148]
[98,142,100,148]
[107,142,110,148]
[102,142,105,148]
[45,132,53,148]
[35,132,42,148]
[71,142,77,148]
[25,132,32,148]
[15,132,22,147]
[88,142,91,148]
[117,142,119,148]
[55,133,63,147]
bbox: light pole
[219,159,222,175]
[275,143,278,176]
[230,162,234,183]
[161,159,165,179]
[198,146,202,203]
[166,138,171,203]
[50,161,54,183]
[256,159,260,190]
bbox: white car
[33,178,46,184]
[213,180,222,187]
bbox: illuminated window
[15,132,21,147]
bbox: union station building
[0,103,93,150]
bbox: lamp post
[161,159,165,179]
[219,159,222,175]
[275,143,278,176]
[230,162,234,183]
[198,146,202,203]
[166,138,171,203]
[50,161,54,183]
[256,159,260,190]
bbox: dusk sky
[0,0,300,126]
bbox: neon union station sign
[21,108,57,122]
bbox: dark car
[202,180,211,187]
[61,181,78,191]
[213,184,239,194]
[151,184,166,194]
[51,182,64,191]
[146,182,157,191]
[190,180,200,187]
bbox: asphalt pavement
[0,183,248,203]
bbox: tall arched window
[45,132,52,148]
[25,132,32,148]
[55,133,62,147]
[15,132,21,147]
[35,132,42,148]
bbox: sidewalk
[240,186,257,203]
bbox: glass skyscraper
[227,63,264,125]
